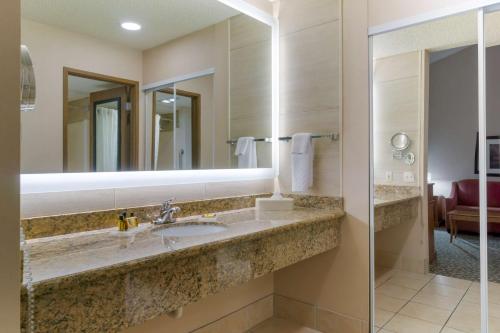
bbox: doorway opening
[63,67,139,172]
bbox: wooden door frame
[151,88,201,169]
[63,67,140,171]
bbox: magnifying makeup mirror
[391,132,410,151]
[390,132,415,165]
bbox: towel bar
[226,138,272,145]
[279,133,339,142]
[226,133,339,145]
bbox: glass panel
[484,8,500,331]
[175,93,193,170]
[371,10,479,333]
[151,87,175,171]
[20,2,273,173]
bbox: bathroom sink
[153,223,227,238]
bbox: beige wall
[229,14,272,168]
[0,0,20,331]
[20,19,143,173]
[429,45,500,196]
[143,23,231,169]
[278,0,342,196]
[369,0,475,28]
[274,1,370,333]
[177,76,215,169]
[373,51,421,186]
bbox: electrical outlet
[385,171,393,182]
[404,172,415,183]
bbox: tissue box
[256,197,294,211]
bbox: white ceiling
[68,76,122,101]
[155,91,192,114]
[373,10,500,60]
[21,0,239,50]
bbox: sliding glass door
[370,5,500,333]
[484,7,500,332]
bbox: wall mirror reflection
[20,0,272,173]
[64,69,139,172]
[370,10,494,333]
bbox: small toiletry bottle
[127,213,139,228]
[118,215,128,231]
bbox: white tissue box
[256,197,294,211]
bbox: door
[151,87,200,170]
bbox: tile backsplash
[21,179,273,218]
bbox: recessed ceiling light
[161,99,171,104]
[121,22,141,31]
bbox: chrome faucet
[153,199,181,225]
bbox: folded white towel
[235,137,257,168]
[291,133,313,192]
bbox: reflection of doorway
[63,67,139,172]
[151,88,201,170]
[92,98,121,172]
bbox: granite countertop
[24,206,344,286]
[374,195,421,208]
[22,205,344,332]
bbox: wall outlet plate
[403,171,415,183]
[385,171,393,181]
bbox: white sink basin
[153,223,227,238]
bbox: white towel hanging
[235,137,257,168]
[291,133,313,192]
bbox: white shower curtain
[154,114,161,170]
[95,106,118,172]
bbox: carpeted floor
[430,227,500,283]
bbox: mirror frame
[21,0,278,194]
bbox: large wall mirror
[20,0,273,174]
[370,5,500,333]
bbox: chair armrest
[444,182,458,228]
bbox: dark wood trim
[150,88,201,170]
[63,67,140,172]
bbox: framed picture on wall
[475,134,500,177]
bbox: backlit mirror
[20,0,272,173]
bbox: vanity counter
[374,195,420,232]
[23,206,344,333]
[374,195,420,208]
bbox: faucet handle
[162,198,175,210]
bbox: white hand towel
[235,137,257,168]
[291,133,313,192]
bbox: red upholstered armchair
[444,179,500,233]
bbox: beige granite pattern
[22,206,344,333]
[374,185,420,232]
[375,185,420,201]
[21,193,343,240]
[284,194,343,210]
[21,194,270,240]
